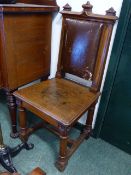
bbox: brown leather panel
[14,78,100,126]
[61,18,103,80]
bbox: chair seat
[14,78,100,126]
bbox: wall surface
[50,0,123,126]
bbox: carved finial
[106,7,116,16]
[82,1,93,13]
[63,3,72,11]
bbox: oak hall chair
[13,2,118,171]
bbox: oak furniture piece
[0,1,59,138]
[0,167,46,175]
[13,2,118,171]
[29,167,46,175]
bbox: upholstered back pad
[61,18,104,80]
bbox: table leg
[6,90,19,138]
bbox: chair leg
[18,101,34,150]
[84,103,96,139]
[55,125,68,172]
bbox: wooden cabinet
[0,2,59,137]
[1,12,51,90]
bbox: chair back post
[56,1,118,92]
[90,7,117,92]
[55,3,72,79]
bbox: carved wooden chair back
[56,2,118,92]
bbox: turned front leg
[6,90,19,138]
[55,125,68,171]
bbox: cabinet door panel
[4,13,51,89]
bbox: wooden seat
[13,1,118,172]
[14,78,100,126]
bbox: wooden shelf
[18,0,58,6]
[0,2,59,13]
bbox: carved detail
[106,7,116,16]
[82,1,93,14]
[58,124,70,136]
[63,4,72,11]
[83,66,92,80]
[6,91,16,109]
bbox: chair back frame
[56,2,118,92]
